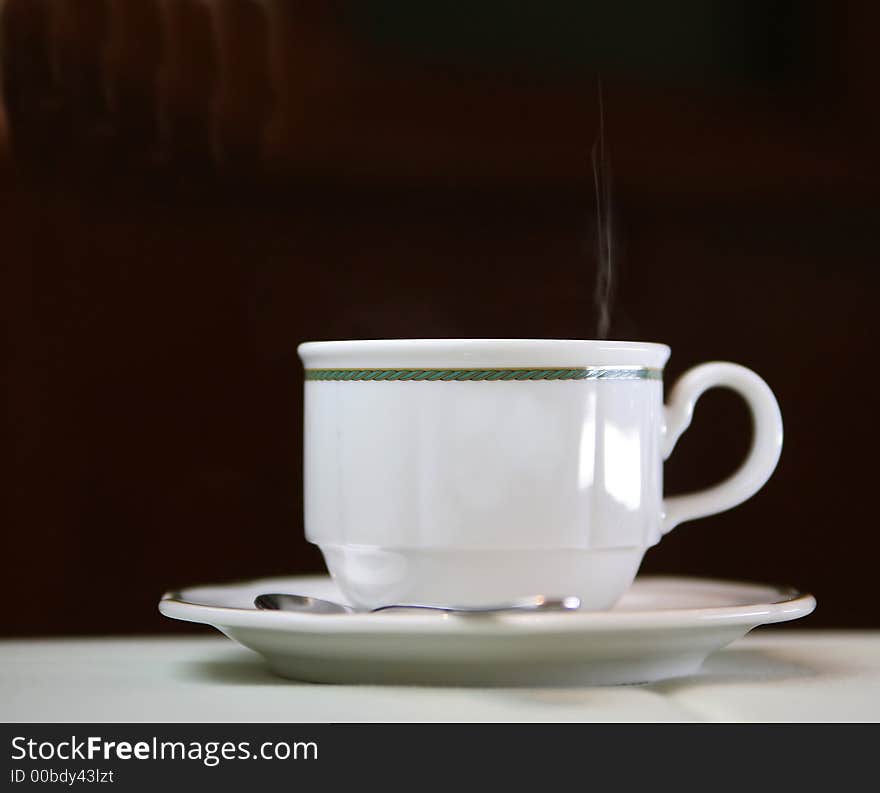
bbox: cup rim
[298,338,671,369]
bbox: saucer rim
[158,574,817,636]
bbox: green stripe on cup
[305,367,662,382]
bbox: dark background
[2,1,877,635]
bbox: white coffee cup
[298,339,782,610]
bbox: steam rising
[591,83,615,340]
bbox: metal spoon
[254,593,581,615]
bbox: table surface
[2,630,878,722]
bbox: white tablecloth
[2,631,878,722]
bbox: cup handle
[661,362,783,534]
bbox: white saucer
[159,575,815,686]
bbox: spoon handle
[370,596,581,614]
